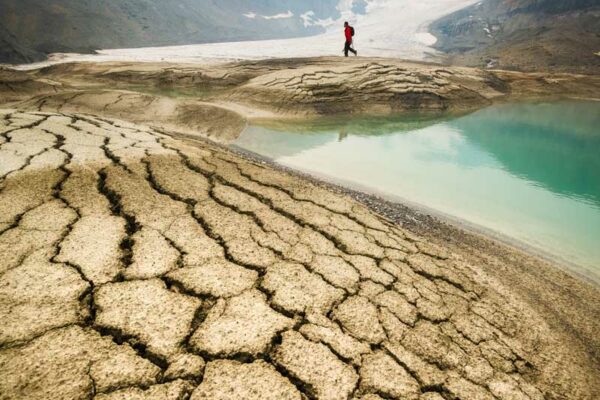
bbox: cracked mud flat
[1,109,599,400]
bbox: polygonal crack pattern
[0,110,578,399]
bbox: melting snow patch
[263,11,294,20]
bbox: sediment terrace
[1,110,599,400]
[2,58,599,143]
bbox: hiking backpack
[350,26,355,37]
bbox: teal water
[234,101,600,280]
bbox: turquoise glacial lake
[234,101,600,281]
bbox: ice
[13,0,478,70]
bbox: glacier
[15,0,478,70]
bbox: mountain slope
[0,0,341,64]
[430,0,600,72]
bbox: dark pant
[344,41,357,57]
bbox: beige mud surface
[3,58,600,143]
[1,110,599,400]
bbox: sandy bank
[2,57,600,143]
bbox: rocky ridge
[430,0,600,72]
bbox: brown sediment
[0,109,599,400]
[2,57,599,144]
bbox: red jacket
[345,26,352,42]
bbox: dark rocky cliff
[430,0,600,72]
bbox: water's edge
[229,143,600,288]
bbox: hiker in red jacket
[343,21,357,57]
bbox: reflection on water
[239,113,459,158]
[452,102,600,206]
[234,101,600,278]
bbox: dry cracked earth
[0,109,598,400]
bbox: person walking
[343,21,357,57]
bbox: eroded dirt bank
[1,110,599,400]
[2,57,600,143]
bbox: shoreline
[169,125,600,285]
[2,57,597,280]
[168,129,600,367]
[229,142,600,287]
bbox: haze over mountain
[430,0,600,72]
[5,0,476,69]
[2,0,598,73]
[0,0,346,64]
